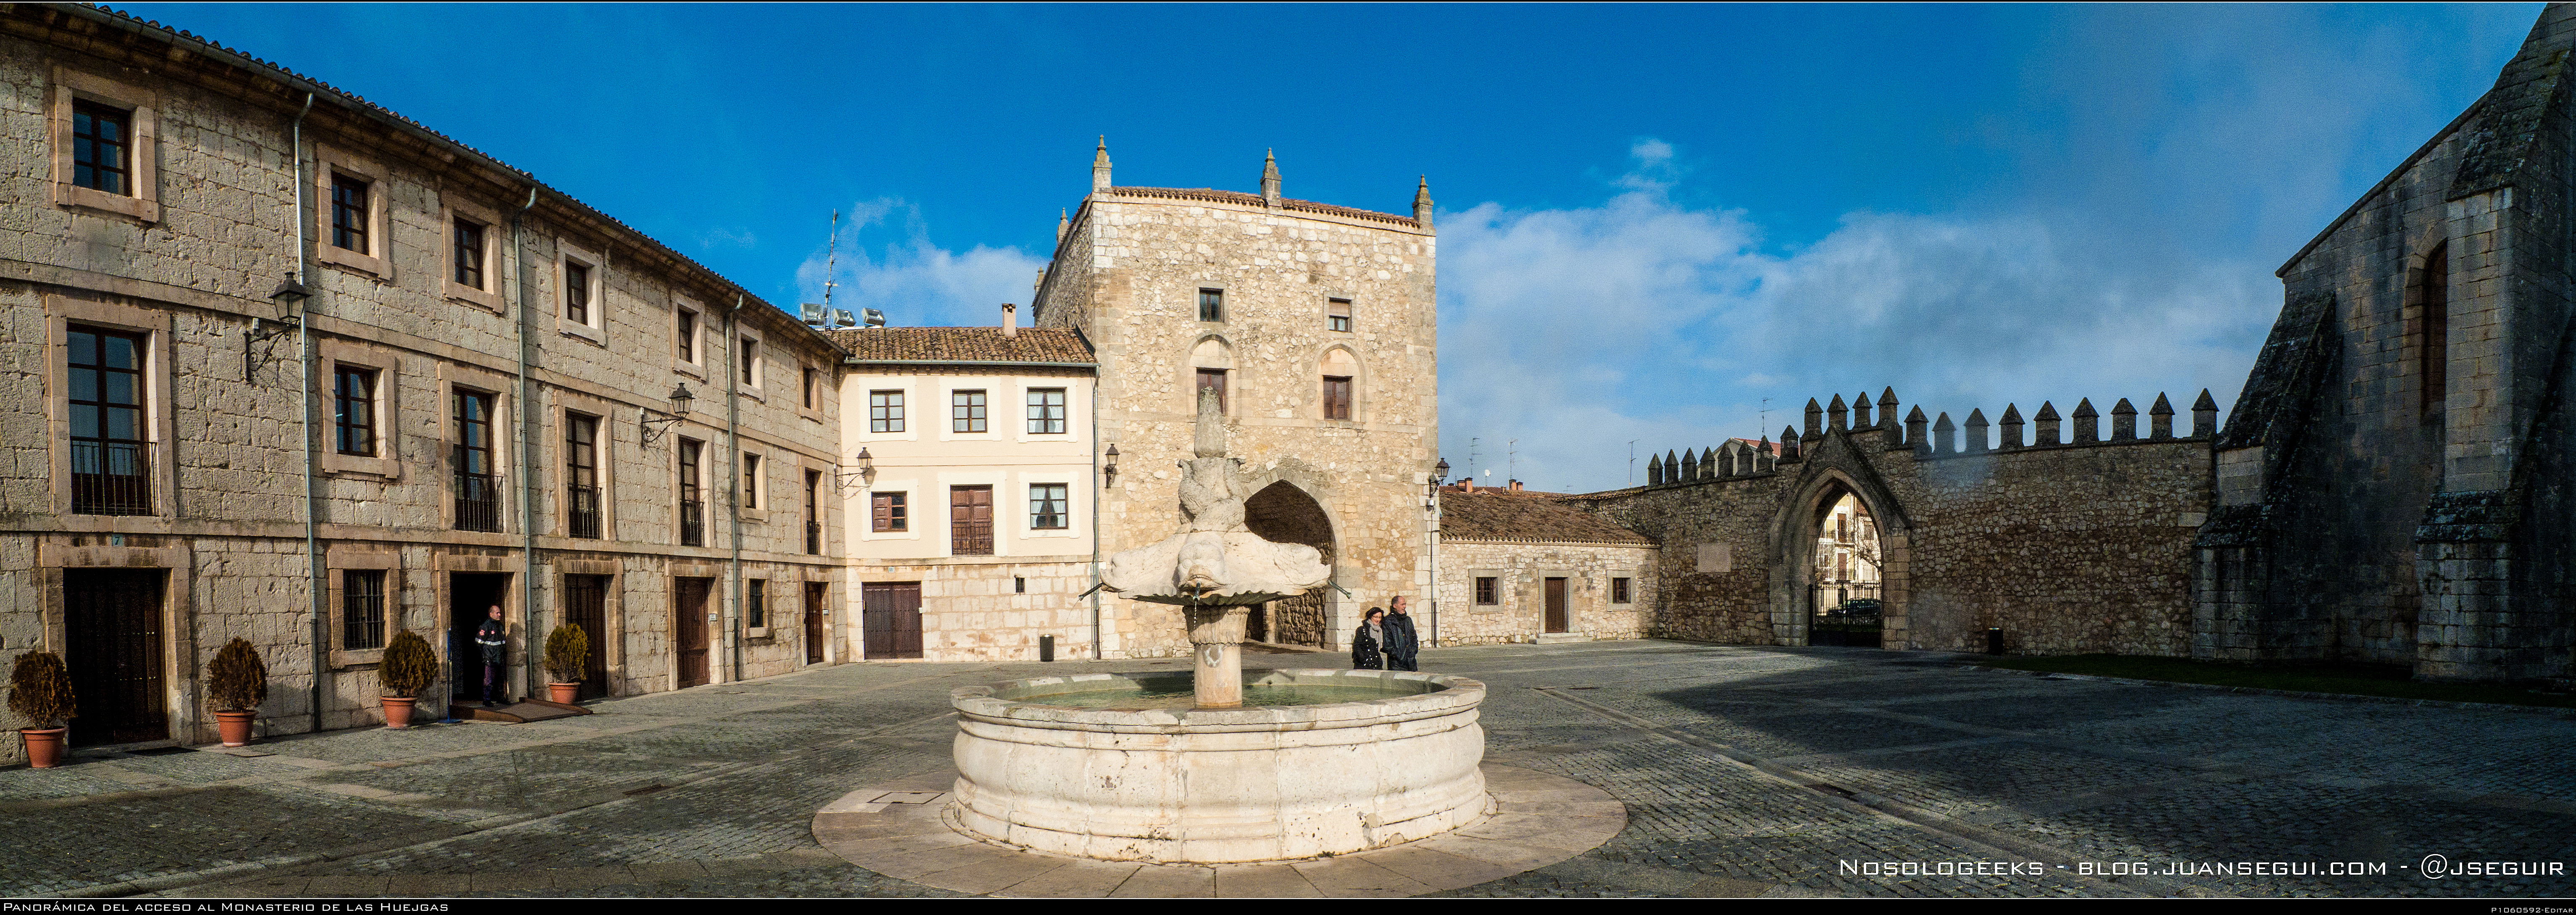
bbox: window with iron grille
[452,390,500,532]
[333,366,378,456]
[950,485,993,555]
[330,174,370,253]
[1322,375,1352,421]
[1198,288,1223,322]
[71,100,132,195]
[741,454,761,509]
[68,325,151,516]
[747,579,767,629]
[343,570,387,650]
[1194,369,1226,413]
[564,262,591,325]
[453,219,486,289]
[952,390,987,433]
[1027,388,1066,434]
[566,412,601,539]
[679,438,706,547]
[1328,298,1352,332]
[872,491,906,532]
[1611,577,1631,604]
[1475,577,1499,605]
[869,390,904,432]
[803,469,824,554]
[1030,483,1068,530]
[676,309,698,363]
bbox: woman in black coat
[1351,608,1387,670]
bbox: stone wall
[1433,541,1656,645]
[855,557,1096,663]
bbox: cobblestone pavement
[3,641,2568,898]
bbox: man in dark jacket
[476,605,507,707]
[1383,596,1420,672]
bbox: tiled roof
[826,327,1093,364]
[1439,491,1655,546]
[1107,187,1423,229]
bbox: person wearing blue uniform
[476,605,508,707]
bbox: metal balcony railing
[71,440,152,515]
[455,472,503,532]
[680,499,706,547]
[805,519,822,555]
[567,484,602,539]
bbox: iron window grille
[950,485,994,555]
[678,439,706,546]
[566,413,601,539]
[330,174,369,253]
[1475,577,1499,605]
[1027,388,1066,434]
[872,491,907,532]
[453,219,486,289]
[71,100,132,195]
[68,325,152,516]
[343,569,387,650]
[1611,577,1631,604]
[804,470,824,554]
[1030,483,1069,530]
[952,390,987,433]
[452,390,500,532]
[747,579,766,629]
[334,366,377,456]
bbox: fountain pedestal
[1186,605,1248,708]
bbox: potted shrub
[543,625,589,705]
[206,638,268,747]
[8,651,77,768]
[379,630,438,728]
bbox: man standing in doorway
[1384,595,1420,672]
[477,605,508,707]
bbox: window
[2418,242,2449,413]
[71,100,132,195]
[740,336,760,386]
[331,174,371,253]
[869,390,905,433]
[1328,298,1353,333]
[801,367,818,410]
[453,219,486,289]
[1323,376,1352,421]
[747,579,767,629]
[1611,577,1632,605]
[951,485,993,555]
[1030,483,1068,530]
[1014,577,1026,594]
[742,454,762,509]
[676,309,698,364]
[953,390,988,432]
[453,390,500,532]
[343,570,387,650]
[333,366,378,456]
[872,491,907,532]
[803,469,824,554]
[1475,577,1499,605]
[566,413,601,539]
[563,262,591,325]
[67,325,151,516]
[1027,388,1067,434]
[679,438,706,546]
[1194,369,1227,413]
[1198,288,1224,322]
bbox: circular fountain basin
[949,668,1488,863]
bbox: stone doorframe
[1767,431,1914,649]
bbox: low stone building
[1434,489,1656,645]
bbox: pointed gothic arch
[1768,433,1913,648]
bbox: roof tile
[825,327,1093,364]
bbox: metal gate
[1809,584,1883,648]
[862,582,922,659]
[65,569,166,746]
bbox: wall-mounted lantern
[1103,443,1120,488]
[641,383,693,446]
[831,447,875,493]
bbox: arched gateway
[1244,480,1336,647]
[1769,432,1913,649]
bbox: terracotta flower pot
[215,710,258,747]
[20,726,67,769]
[546,682,580,704]
[381,696,417,729]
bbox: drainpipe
[725,295,745,683]
[288,93,324,734]
[1088,373,1102,661]
[512,186,540,703]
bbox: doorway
[64,569,168,746]
[862,582,922,659]
[449,572,510,704]
[803,582,828,664]
[1543,577,1569,634]
[1244,481,1335,648]
[673,577,713,687]
[561,574,611,699]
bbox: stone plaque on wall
[1696,543,1731,573]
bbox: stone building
[1032,144,1442,656]
[1434,490,1656,646]
[2199,3,2576,682]
[0,5,847,758]
[829,317,1101,663]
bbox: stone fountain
[944,390,1491,863]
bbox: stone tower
[1034,145,1439,657]
[2199,3,2576,682]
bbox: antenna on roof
[822,208,841,310]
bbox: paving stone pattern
[0,642,2565,897]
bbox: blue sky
[119,3,2542,490]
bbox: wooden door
[1543,577,1569,633]
[673,577,711,687]
[862,582,923,659]
[562,574,611,699]
[949,486,993,555]
[64,569,166,746]
[803,582,827,664]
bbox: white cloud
[1436,142,2276,493]
[793,199,1048,327]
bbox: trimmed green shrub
[544,625,589,684]
[7,651,77,728]
[380,630,439,698]
[207,638,268,712]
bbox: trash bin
[1039,634,1055,662]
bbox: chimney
[1509,480,1522,492]
[1460,477,1475,493]
[1261,150,1282,206]
[1091,137,1112,193]
[1001,303,1017,338]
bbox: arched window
[2414,242,2447,414]
[1320,349,1359,421]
